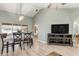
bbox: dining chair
[0,33,13,55]
[23,32,33,48]
[12,32,22,52]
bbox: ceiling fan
[47,3,66,8]
[61,3,66,5]
[47,3,52,8]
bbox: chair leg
[28,42,31,48]
[1,45,4,55]
[27,42,29,46]
[19,42,22,50]
[12,43,14,53]
[31,39,33,46]
[22,43,25,50]
[30,43,31,48]
[30,39,33,48]
[6,42,9,54]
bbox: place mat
[47,51,62,56]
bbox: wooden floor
[0,39,79,56]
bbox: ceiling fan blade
[61,3,66,5]
[47,3,52,8]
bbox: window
[1,23,12,34]
[1,23,28,34]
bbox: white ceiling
[0,3,79,17]
[0,3,49,17]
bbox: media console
[47,33,73,46]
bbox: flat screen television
[51,24,69,34]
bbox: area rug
[47,51,62,56]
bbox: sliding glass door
[1,23,28,34]
[1,24,13,34]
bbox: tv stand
[48,33,73,46]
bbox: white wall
[33,8,73,43]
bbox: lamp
[19,3,24,21]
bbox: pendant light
[19,3,24,21]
